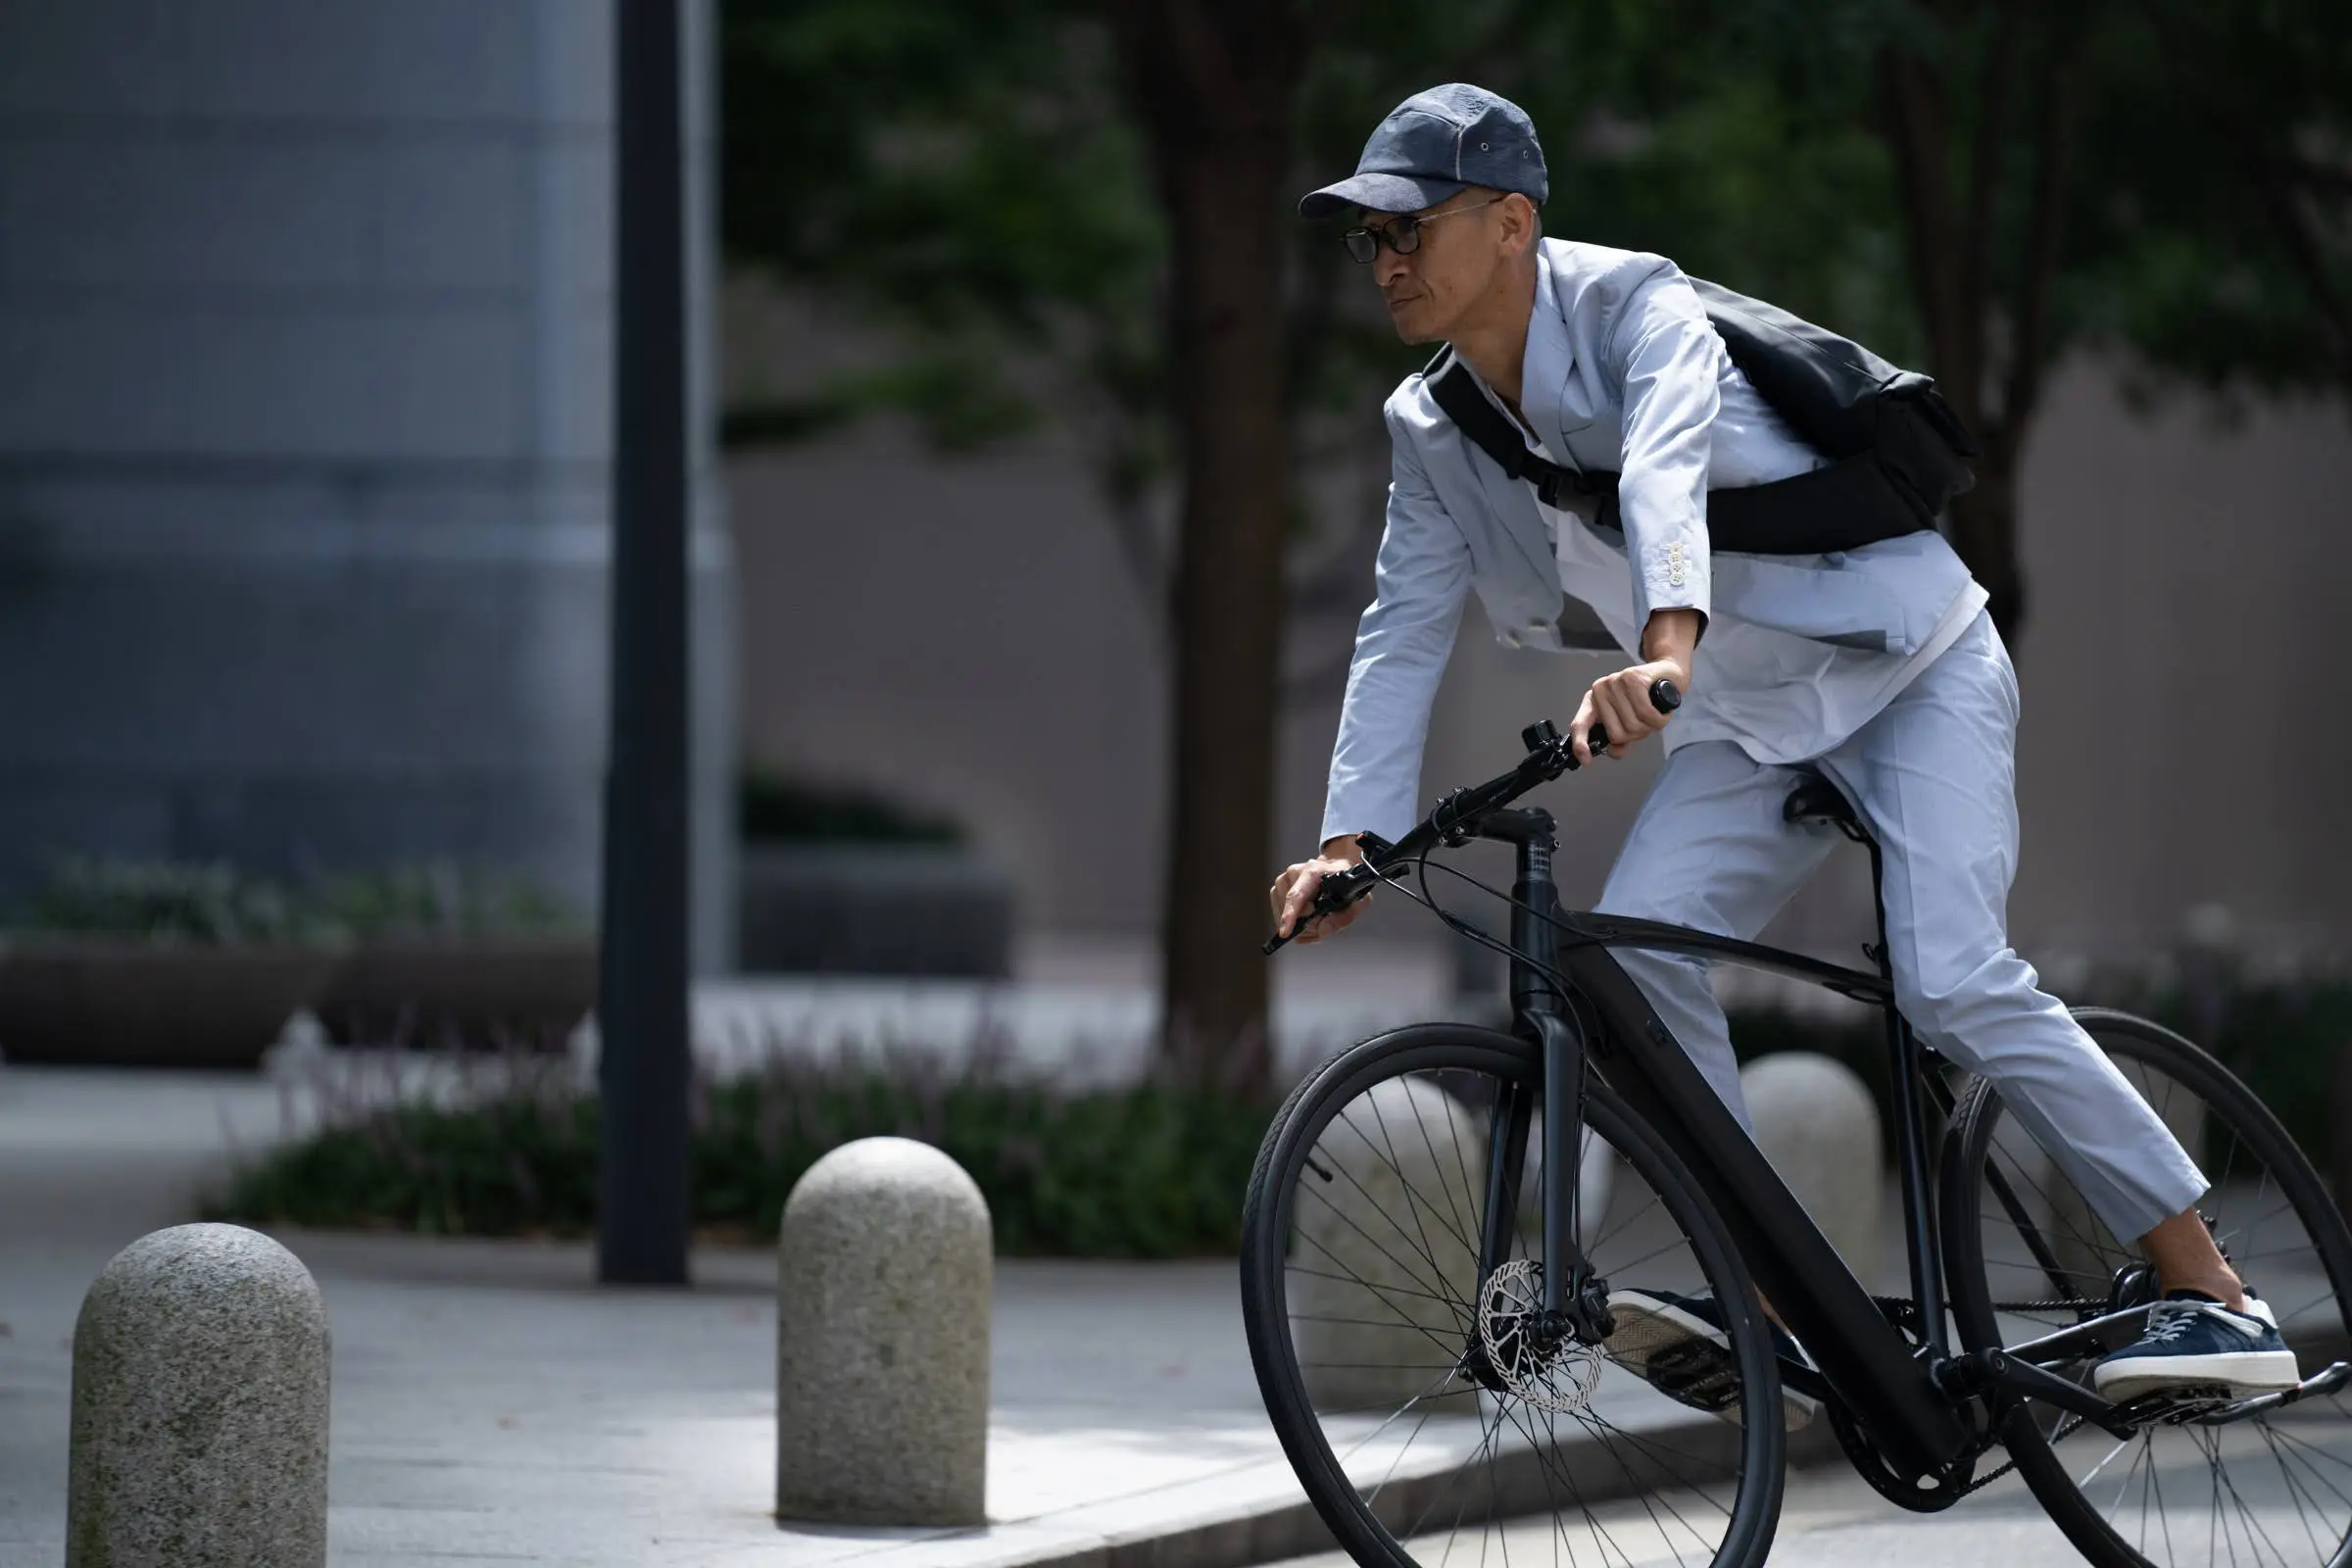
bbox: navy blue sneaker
[2092,1291,2300,1403]
[1602,1288,1820,1430]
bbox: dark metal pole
[597,0,692,1287]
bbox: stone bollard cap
[82,1223,327,1333]
[786,1136,991,1222]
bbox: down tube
[1557,941,1970,1477]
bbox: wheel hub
[1472,1259,1605,1413]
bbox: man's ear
[1500,192,1541,259]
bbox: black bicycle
[1242,699,2352,1568]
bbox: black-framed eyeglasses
[1341,196,1506,264]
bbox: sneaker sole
[1603,1293,1820,1431]
[2094,1348,2303,1403]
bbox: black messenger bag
[1423,277,1981,555]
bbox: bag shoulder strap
[1421,349,1597,512]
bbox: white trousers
[1596,610,2208,1243]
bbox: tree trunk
[1946,433,2027,641]
[1879,18,2077,654]
[1122,0,1310,1094]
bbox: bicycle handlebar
[1263,678,1681,955]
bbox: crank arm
[2193,1360,2352,1428]
[1935,1347,2138,1440]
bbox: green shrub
[7,856,583,944]
[12,858,334,945]
[209,1056,1273,1257]
[309,860,585,938]
[208,983,2348,1254]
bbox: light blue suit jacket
[1320,238,1984,846]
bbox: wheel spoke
[1245,1032,1774,1568]
[1943,1014,2352,1568]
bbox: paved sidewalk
[1,1062,1527,1568]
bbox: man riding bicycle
[1267,82,2296,1414]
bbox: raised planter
[738,843,1014,978]
[0,937,345,1069]
[311,935,599,1050]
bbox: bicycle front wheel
[1240,1023,1784,1568]
[1943,1006,2352,1568]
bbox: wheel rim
[1250,1034,1780,1568]
[1952,1012,2352,1568]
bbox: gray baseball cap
[1298,83,1548,220]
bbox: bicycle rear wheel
[1240,1023,1784,1568]
[1943,1006,2352,1568]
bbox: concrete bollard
[776,1137,991,1526]
[68,1223,330,1568]
[1293,1076,1486,1415]
[1740,1053,1883,1286]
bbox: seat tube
[1872,837,1950,1358]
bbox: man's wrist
[1640,608,1703,678]
[1321,833,1365,864]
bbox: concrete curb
[884,1410,1846,1568]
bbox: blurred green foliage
[722,0,2350,483]
[8,858,583,944]
[207,985,2344,1253]
[306,862,585,938]
[212,1060,1271,1257]
[13,858,328,946]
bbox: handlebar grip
[1265,862,1380,954]
[1576,677,1685,765]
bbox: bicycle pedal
[2111,1385,2233,1425]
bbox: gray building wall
[731,356,2352,971]
[0,0,735,967]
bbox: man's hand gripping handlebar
[1264,678,1682,955]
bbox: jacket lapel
[1520,249,1578,456]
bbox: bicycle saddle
[1782,776,1862,832]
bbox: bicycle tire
[1942,1005,2352,1568]
[1240,1022,1786,1568]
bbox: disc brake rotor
[1478,1258,1603,1414]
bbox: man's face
[1363,190,1516,345]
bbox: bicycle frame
[1470,806,1977,1479]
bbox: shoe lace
[2139,1302,2208,1345]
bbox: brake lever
[1261,850,1397,956]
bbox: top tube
[1548,906,1892,1004]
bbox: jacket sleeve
[1606,259,1718,634]
[1318,406,1472,847]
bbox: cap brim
[1298,172,1468,221]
